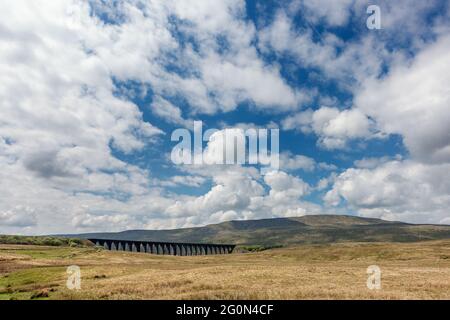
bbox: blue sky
[0,0,450,234]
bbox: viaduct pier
[88,238,235,256]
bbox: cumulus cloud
[325,160,450,223]
[300,0,355,26]
[258,10,388,86]
[264,171,309,197]
[1,0,449,233]
[354,155,402,169]
[355,35,450,164]
[0,0,320,234]
[133,0,307,114]
[150,96,191,127]
[72,211,132,230]
[321,32,450,224]
[317,28,450,214]
[167,169,265,217]
[260,171,320,217]
[283,107,377,149]
[0,206,37,227]
[162,164,321,227]
[279,152,336,172]
[279,152,316,171]
[154,175,207,188]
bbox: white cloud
[280,152,316,171]
[300,0,355,26]
[0,206,37,227]
[380,0,442,43]
[202,129,247,165]
[312,107,374,148]
[1,0,449,233]
[151,1,307,114]
[279,152,336,172]
[355,35,450,164]
[322,33,450,224]
[150,96,191,127]
[264,170,309,197]
[315,173,337,191]
[281,109,314,133]
[72,211,132,230]
[0,0,168,233]
[197,51,311,112]
[283,107,377,149]
[164,168,264,222]
[354,155,402,169]
[162,165,321,227]
[325,160,450,223]
[260,171,319,217]
[258,10,388,86]
[154,175,207,188]
[0,0,320,234]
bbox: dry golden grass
[1,240,449,300]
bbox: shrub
[240,244,283,252]
[0,235,88,247]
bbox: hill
[65,215,450,246]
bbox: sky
[0,0,450,235]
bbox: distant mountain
[65,215,450,246]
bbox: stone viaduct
[88,238,235,256]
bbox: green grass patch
[7,247,96,260]
[0,267,65,300]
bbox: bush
[240,244,283,252]
[0,235,88,247]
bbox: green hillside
[67,215,450,246]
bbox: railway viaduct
[88,238,235,256]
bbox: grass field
[1,240,449,300]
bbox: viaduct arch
[88,238,235,256]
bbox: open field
[1,240,449,300]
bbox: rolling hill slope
[65,215,450,246]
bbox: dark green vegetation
[239,244,283,252]
[68,215,450,246]
[0,235,91,247]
